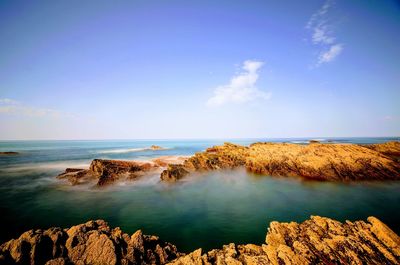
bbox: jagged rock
[364,141,400,160]
[57,156,189,187]
[58,159,160,186]
[161,142,400,182]
[0,220,182,265]
[1,217,399,264]
[168,216,400,265]
[161,164,189,181]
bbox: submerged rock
[161,142,400,182]
[1,216,399,264]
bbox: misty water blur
[0,138,399,252]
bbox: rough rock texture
[0,220,181,265]
[58,156,188,187]
[2,217,399,264]
[57,159,160,186]
[169,216,400,265]
[364,141,400,160]
[161,142,400,182]
[161,164,190,182]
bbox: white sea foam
[97,147,170,154]
[97,148,148,154]
[2,160,90,173]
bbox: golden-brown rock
[0,220,181,265]
[1,217,399,264]
[364,141,400,160]
[162,142,400,182]
[168,216,400,265]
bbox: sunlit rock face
[0,220,181,265]
[162,142,400,182]
[1,216,399,264]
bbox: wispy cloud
[207,60,271,107]
[306,0,343,66]
[318,43,343,64]
[0,98,77,119]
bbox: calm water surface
[0,137,399,252]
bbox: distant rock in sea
[1,216,399,264]
[0,151,19,155]
[150,145,165,150]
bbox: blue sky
[0,0,399,139]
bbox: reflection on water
[0,138,400,253]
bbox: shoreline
[55,141,400,187]
[1,216,399,264]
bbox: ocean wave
[97,148,149,154]
[97,147,170,154]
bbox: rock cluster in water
[57,142,400,185]
[1,216,399,264]
[57,156,187,186]
[161,141,400,182]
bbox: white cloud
[306,0,343,66]
[318,44,343,64]
[207,60,271,107]
[0,98,76,118]
[0,98,19,105]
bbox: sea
[0,137,399,252]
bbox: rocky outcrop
[161,142,400,182]
[58,156,188,186]
[0,151,19,155]
[57,159,160,186]
[1,216,399,264]
[0,220,181,265]
[169,216,400,265]
[57,142,400,186]
[161,164,190,182]
[150,145,165,150]
[364,141,400,160]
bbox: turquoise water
[0,137,400,252]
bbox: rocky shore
[161,141,400,182]
[57,141,400,186]
[1,216,399,264]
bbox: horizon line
[0,136,399,142]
